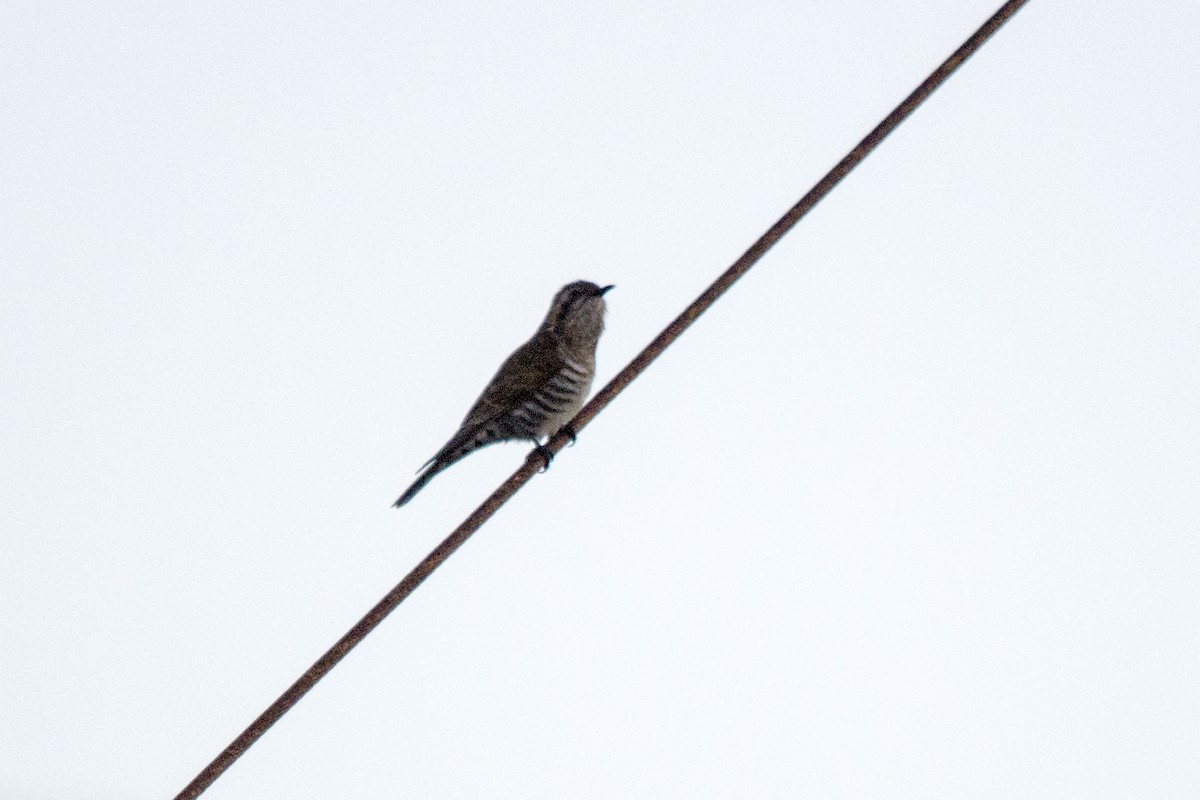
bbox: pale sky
[3,1,1198,798]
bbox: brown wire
[172,1,1032,796]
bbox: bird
[393,280,614,507]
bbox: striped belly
[508,357,593,440]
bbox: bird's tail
[392,423,499,508]
[392,460,448,507]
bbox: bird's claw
[534,443,554,472]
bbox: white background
[3,1,1198,797]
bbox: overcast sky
[3,1,1198,798]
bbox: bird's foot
[560,423,578,447]
[534,443,554,472]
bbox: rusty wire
[173,1,1032,796]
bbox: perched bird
[394,280,614,507]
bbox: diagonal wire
[172,1,1031,796]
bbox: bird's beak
[598,284,615,295]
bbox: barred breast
[506,355,593,440]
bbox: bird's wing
[407,332,562,483]
[459,331,564,430]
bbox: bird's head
[543,280,614,349]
